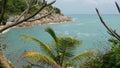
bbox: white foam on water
[77,32,90,37]
[76,23,84,26]
[2,28,10,34]
[49,23,57,24]
[1,26,17,34]
[77,32,99,37]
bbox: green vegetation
[0,63,3,68]
[54,7,61,14]
[21,27,96,68]
[0,0,120,68]
[6,0,27,14]
[45,6,61,14]
[0,0,61,15]
[0,0,61,25]
[83,2,120,68]
[82,38,120,68]
[0,0,59,68]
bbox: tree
[0,0,56,32]
[0,0,56,68]
[21,27,96,68]
[0,0,61,26]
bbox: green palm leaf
[57,36,82,52]
[22,50,57,65]
[45,27,58,55]
[45,27,58,43]
[70,50,97,65]
[21,27,98,67]
[21,34,55,58]
[57,36,82,66]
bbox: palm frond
[45,27,58,43]
[21,34,55,58]
[58,36,82,52]
[70,50,98,65]
[57,36,82,66]
[22,50,57,65]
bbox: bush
[6,0,27,14]
[83,38,120,68]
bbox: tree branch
[0,0,8,25]
[0,50,12,68]
[15,8,29,23]
[28,7,54,22]
[15,0,39,22]
[115,2,120,13]
[0,0,56,33]
[23,0,34,19]
[95,8,120,41]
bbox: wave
[77,32,98,37]
[1,26,17,34]
[2,28,11,34]
[49,23,58,24]
[76,23,84,26]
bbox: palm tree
[21,27,96,68]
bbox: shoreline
[0,14,72,30]
[18,14,72,27]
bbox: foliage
[22,65,32,68]
[0,0,60,24]
[91,2,120,68]
[0,0,40,14]
[84,38,120,68]
[0,0,61,15]
[0,0,57,68]
[6,0,27,14]
[21,27,96,67]
[0,63,4,68]
[42,5,61,14]
[54,7,61,14]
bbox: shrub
[83,38,120,68]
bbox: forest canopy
[0,0,61,15]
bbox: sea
[1,14,120,67]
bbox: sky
[48,0,120,14]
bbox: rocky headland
[0,13,72,30]
[18,13,72,27]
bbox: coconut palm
[21,27,96,68]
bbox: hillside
[0,0,72,27]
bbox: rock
[0,14,72,28]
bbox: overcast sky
[49,0,120,14]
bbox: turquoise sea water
[1,14,120,67]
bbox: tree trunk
[0,0,8,25]
[0,50,11,68]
